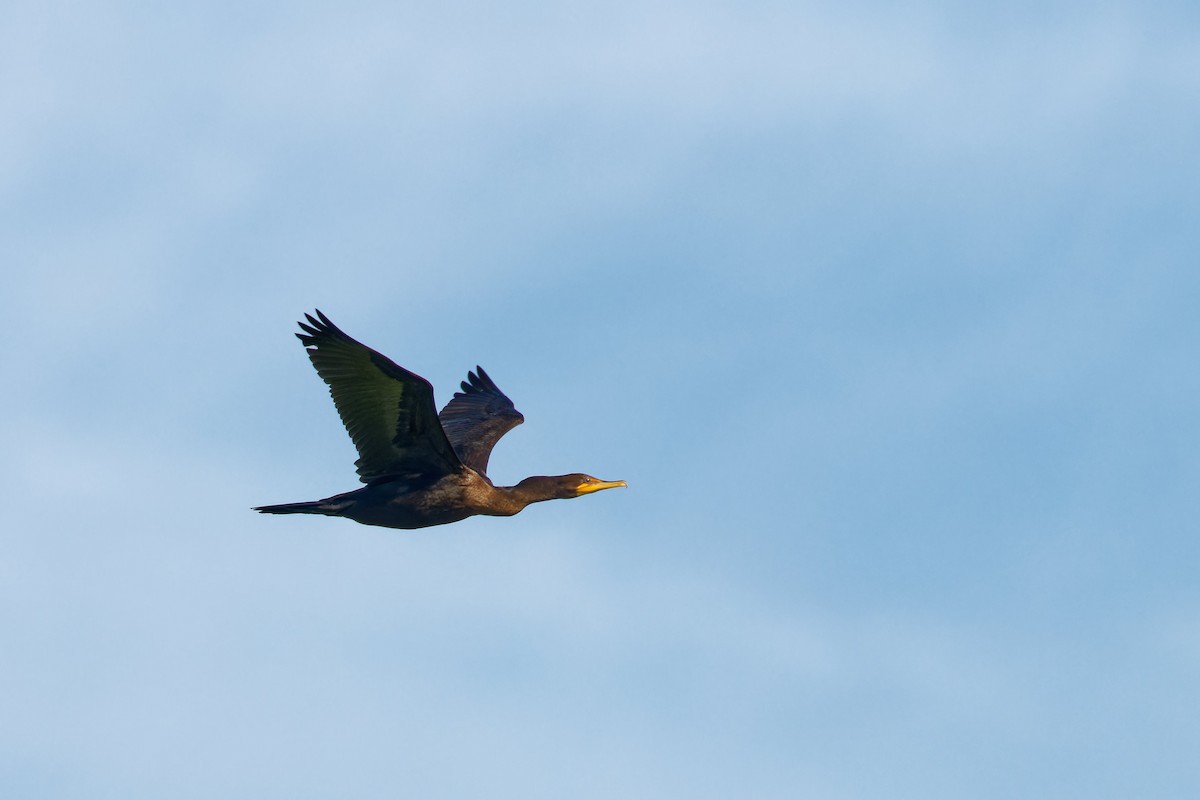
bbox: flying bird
[254,310,626,529]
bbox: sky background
[3,1,1200,798]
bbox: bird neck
[496,476,568,510]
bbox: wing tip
[456,365,504,397]
[295,309,342,347]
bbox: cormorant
[254,310,626,529]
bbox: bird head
[518,474,627,500]
[568,474,628,497]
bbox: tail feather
[254,500,335,516]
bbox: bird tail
[254,500,336,516]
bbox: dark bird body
[255,311,625,529]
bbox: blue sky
[3,1,1199,797]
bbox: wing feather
[296,310,462,483]
[437,366,524,476]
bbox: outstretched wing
[296,310,462,483]
[437,366,524,476]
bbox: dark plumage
[254,310,626,529]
